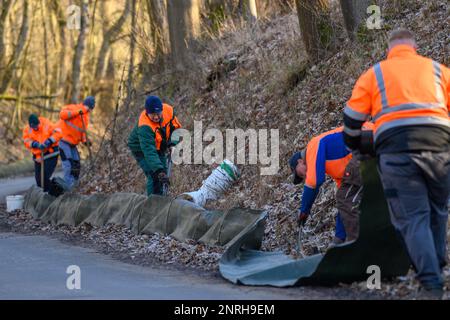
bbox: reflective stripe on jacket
[22,117,62,160]
[344,45,450,142]
[58,104,90,145]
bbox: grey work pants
[378,151,450,289]
[59,140,81,189]
[336,157,363,242]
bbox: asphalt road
[0,174,381,300]
[0,232,303,300]
[0,175,302,300]
[0,171,63,204]
[0,175,35,204]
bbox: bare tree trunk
[127,0,137,93]
[48,1,59,101]
[94,1,131,79]
[9,1,34,131]
[71,0,88,103]
[0,0,30,94]
[96,48,116,115]
[71,0,89,103]
[167,0,201,69]
[106,50,115,80]
[339,0,371,40]
[50,0,67,100]
[243,0,258,23]
[40,0,51,110]
[146,0,169,61]
[295,0,334,64]
[84,0,98,87]
[0,0,13,73]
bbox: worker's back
[345,45,450,154]
[343,30,450,297]
[58,104,90,146]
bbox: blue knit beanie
[289,149,306,185]
[28,114,40,129]
[145,95,163,114]
[83,96,96,109]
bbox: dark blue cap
[289,150,305,185]
[145,95,163,114]
[83,96,95,109]
[28,114,40,129]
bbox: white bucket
[6,195,25,212]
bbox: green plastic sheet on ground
[23,188,263,247]
[23,159,411,287]
[219,159,412,287]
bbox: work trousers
[336,157,363,242]
[378,151,450,289]
[131,150,167,196]
[34,154,58,192]
[59,140,81,190]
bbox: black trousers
[34,155,58,192]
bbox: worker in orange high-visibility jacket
[289,123,373,247]
[22,114,62,192]
[128,96,182,195]
[343,29,450,298]
[58,96,95,189]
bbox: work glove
[83,140,92,147]
[297,212,309,227]
[359,131,375,158]
[78,108,89,115]
[32,141,45,150]
[157,171,170,186]
[43,138,53,148]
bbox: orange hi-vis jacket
[58,104,90,146]
[137,104,182,151]
[300,123,373,214]
[305,127,351,190]
[304,123,373,189]
[22,117,62,161]
[344,45,450,142]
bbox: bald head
[388,28,417,50]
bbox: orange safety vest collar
[138,104,177,151]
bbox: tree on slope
[167,0,201,69]
[339,0,372,40]
[295,0,334,64]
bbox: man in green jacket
[128,96,182,195]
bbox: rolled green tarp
[219,158,411,287]
[22,159,411,287]
[23,188,263,247]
